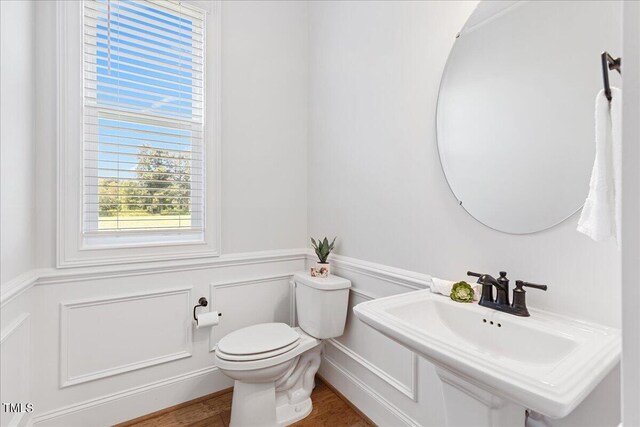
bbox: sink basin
[354,290,620,422]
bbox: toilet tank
[294,272,351,339]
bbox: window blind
[83,0,205,233]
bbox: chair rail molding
[0,248,308,307]
[305,252,432,291]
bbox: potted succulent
[310,237,336,278]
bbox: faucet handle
[512,280,548,317]
[496,272,510,305]
[517,281,547,291]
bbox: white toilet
[214,272,351,427]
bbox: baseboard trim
[321,355,421,427]
[114,385,234,427]
[32,366,230,426]
[316,375,377,426]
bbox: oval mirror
[436,1,621,234]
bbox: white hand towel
[430,277,481,301]
[577,87,622,247]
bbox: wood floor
[116,378,374,427]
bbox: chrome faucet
[467,271,547,317]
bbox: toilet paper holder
[193,297,222,322]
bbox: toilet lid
[217,323,300,358]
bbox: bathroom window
[84,0,205,233]
[58,0,220,266]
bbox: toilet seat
[214,326,320,372]
[217,323,301,362]
[216,339,301,362]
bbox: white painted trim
[60,287,193,387]
[349,286,380,302]
[0,271,38,308]
[0,249,306,306]
[32,366,222,425]
[306,252,432,291]
[208,274,294,351]
[322,355,422,427]
[40,249,307,285]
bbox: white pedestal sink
[353,290,620,427]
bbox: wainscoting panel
[209,275,293,351]
[0,313,31,427]
[29,250,305,426]
[331,288,417,400]
[60,288,193,387]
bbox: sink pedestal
[437,368,526,427]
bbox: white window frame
[57,0,221,268]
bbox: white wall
[308,1,621,426]
[221,0,308,254]
[0,0,36,288]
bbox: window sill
[81,229,206,250]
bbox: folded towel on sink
[430,277,481,301]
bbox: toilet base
[228,341,322,427]
[230,381,278,427]
[276,396,312,426]
[229,381,314,427]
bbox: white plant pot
[310,262,330,278]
